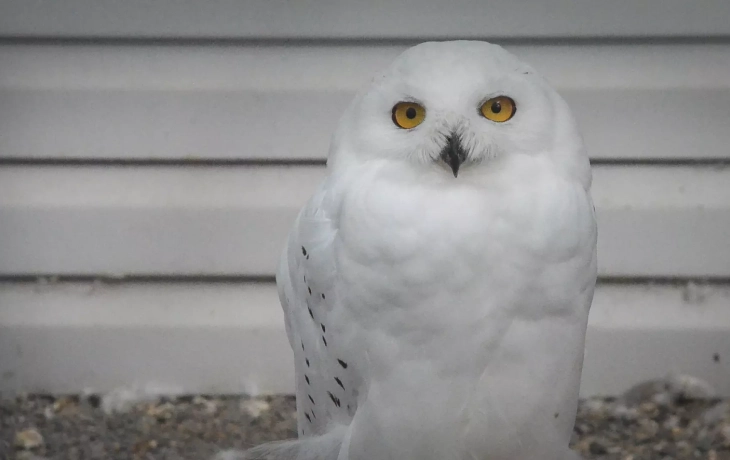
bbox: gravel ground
[2,376,729,460]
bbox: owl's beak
[439,134,468,178]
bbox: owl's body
[223,40,596,460]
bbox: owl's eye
[480,96,516,123]
[392,102,426,129]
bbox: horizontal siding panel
[3,88,729,161]
[1,0,730,39]
[0,282,293,395]
[1,281,729,395]
[2,44,729,161]
[0,89,350,161]
[1,165,729,278]
[5,44,729,92]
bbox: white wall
[0,1,729,396]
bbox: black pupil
[491,101,502,113]
[405,107,417,119]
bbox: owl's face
[332,41,587,184]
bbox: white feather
[221,40,594,460]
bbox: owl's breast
[335,161,596,312]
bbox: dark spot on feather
[305,375,310,385]
[303,275,306,282]
[322,336,327,346]
[302,246,307,256]
[301,341,305,351]
[337,359,348,369]
[713,352,720,362]
[321,293,326,299]
[309,394,315,404]
[321,323,326,332]
[306,358,310,367]
[308,287,312,295]
[554,412,560,418]
[335,377,345,390]
[305,412,312,422]
[306,255,309,260]
[309,308,314,319]
[311,409,316,419]
[327,391,341,407]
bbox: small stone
[86,393,102,408]
[670,426,684,440]
[193,395,218,414]
[584,397,606,413]
[639,401,659,416]
[666,373,716,401]
[132,439,159,455]
[652,391,673,407]
[702,402,729,425]
[589,439,609,454]
[204,400,218,414]
[52,396,75,413]
[720,424,730,447]
[620,379,667,406]
[675,440,693,456]
[67,446,80,460]
[696,435,713,452]
[146,402,174,421]
[89,442,105,459]
[613,404,639,421]
[573,438,592,455]
[241,398,271,418]
[14,428,44,450]
[635,419,659,441]
[652,440,676,456]
[662,414,681,430]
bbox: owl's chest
[336,170,593,305]
[334,177,591,379]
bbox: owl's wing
[276,179,361,437]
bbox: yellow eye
[480,96,516,123]
[392,102,426,129]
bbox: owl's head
[329,41,589,187]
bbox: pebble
[240,398,271,419]
[666,373,717,401]
[589,439,609,455]
[703,401,729,424]
[721,425,730,447]
[14,428,44,450]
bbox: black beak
[439,134,468,178]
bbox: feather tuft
[211,425,347,460]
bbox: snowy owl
[222,40,597,460]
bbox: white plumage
[222,40,597,460]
